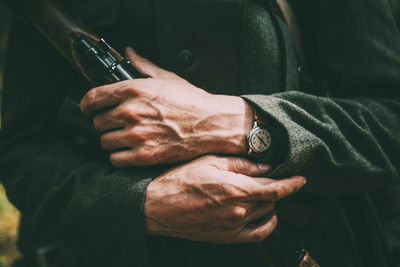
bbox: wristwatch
[247,110,272,157]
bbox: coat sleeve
[242,0,400,193]
[0,19,157,265]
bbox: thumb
[125,46,169,78]
[247,176,307,202]
[216,156,272,177]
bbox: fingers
[93,107,126,132]
[100,129,134,151]
[247,212,278,242]
[235,212,278,243]
[210,156,271,176]
[109,149,162,167]
[80,79,152,116]
[248,176,307,202]
[125,47,174,79]
[125,47,162,78]
[109,150,136,168]
[243,202,275,225]
[80,81,133,115]
[81,49,175,115]
[199,156,306,202]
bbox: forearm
[0,125,158,250]
[241,0,400,193]
[242,91,400,193]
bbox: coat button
[297,65,302,73]
[178,49,195,66]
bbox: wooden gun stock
[298,252,320,267]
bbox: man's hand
[144,155,306,244]
[80,48,254,167]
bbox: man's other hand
[144,155,306,244]
[80,48,254,167]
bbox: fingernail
[257,163,271,172]
[125,46,136,54]
[296,176,307,185]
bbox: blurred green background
[0,4,20,267]
[0,1,399,267]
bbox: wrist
[198,95,253,155]
[143,179,164,235]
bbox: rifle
[15,0,319,266]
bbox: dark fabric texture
[0,0,399,267]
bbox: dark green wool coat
[1,0,400,267]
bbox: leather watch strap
[253,107,268,127]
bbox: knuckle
[137,150,151,162]
[125,86,138,96]
[119,81,135,93]
[120,81,143,96]
[226,208,246,226]
[109,154,119,167]
[235,158,247,172]
[100,135,110,150]
[121,107,139,122]
[127,128,146,142]
[223,181,248,201]
[226,189,244,202]
[137,146,159,165]
[82,89,97,111]
[220,185,237,201]
[232,207,247,220]
[93,116,101,131]
[85,89,97,104]
[230,157,251,173]
[271,183,284,201]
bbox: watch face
[249,128,271,154]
